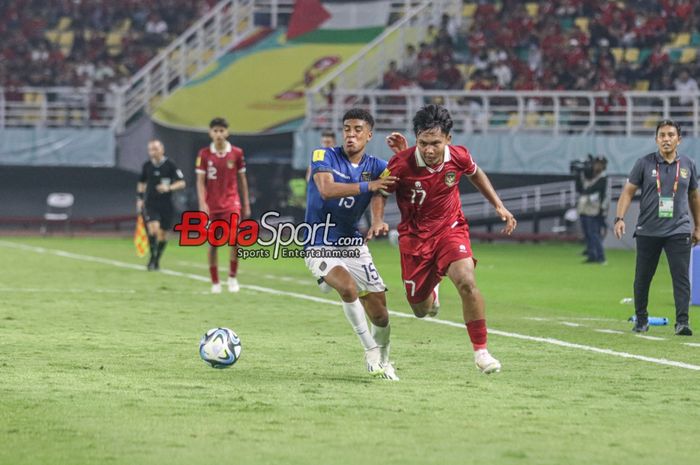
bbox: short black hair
[413,104,453,136]
[321,130,336,139]
[209,117,229,129]
[656,119,681,137]
[342,109,374,130]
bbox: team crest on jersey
[445,171,457,187]
[361,171,371,182]
[227,160,235,169]
[681,168,689,178]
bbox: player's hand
[242,204,251,219]
[136,199,144,213]
[496,205,517,235]
[366,222,389,240]
[155,183,170,193]
[386,132,409,153]
[614,220,625,239]
[369,176,398,192]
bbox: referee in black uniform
[136,140,186,271]
[615,120,700,335]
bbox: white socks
[342,299,377,350]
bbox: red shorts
[400,225,475,304]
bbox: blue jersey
[304,146,387,247]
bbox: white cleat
[364,347,385,377]
[474,349,501,374]
[381,361,400,381]
[211,283,222,294]
[428,283,440,317]
[228,277,240,293]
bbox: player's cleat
[211,283,222,294]
[364,347,385,377]
[227,277,240,293]
[381,361,400,381]
[428,284,440,317]
[675,324,693,336]
[474,349,501,374]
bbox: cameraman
[575,156,608,264]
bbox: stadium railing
[305,88,700,136]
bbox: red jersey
[383,145,477,255]
[195,142,246,213]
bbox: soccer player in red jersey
[375,104,517,374]
[195,117,251,294]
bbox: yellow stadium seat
[680,48,697,63]
[526,3,538,17]
[507,113,520,127]
[634,80,649,91]
[462,3,476,17]
[624,48,639,62]
[574,17,589,33]
[673,33,690,47]
[57,17,71,31]
[611,48,623,63]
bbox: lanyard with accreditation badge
[656,159,680,218]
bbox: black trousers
[634,234,691,325]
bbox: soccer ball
[199,327,242,368]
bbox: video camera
[570,154,607,180]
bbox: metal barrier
[305,88,700,136]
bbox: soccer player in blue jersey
[305,108,400,380]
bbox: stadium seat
[624,48,639,62]
[41,193,74,236]
[462,3,476,17]
[634,80,650,91]
[680,48,697,64]
[574,17,589,33]
[525,3,538,17]
[673,33,690,47]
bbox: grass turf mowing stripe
[2,239,700,372]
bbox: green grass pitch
[1,237,699,465]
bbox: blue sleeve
[373,158,388,179]
[310,148,333,176]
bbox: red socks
[466,319,488,351]
[230,259,238,278]
[209,266,219,284]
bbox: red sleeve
[195,149,207,174]
[453,145,478,176]
[235,148,246,173]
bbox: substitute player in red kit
[375,104,516,374]
[195,117,251,294]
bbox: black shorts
[144,204,174,230]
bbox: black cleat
[675,324,693,336]
[632,322,649,333]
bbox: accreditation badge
[658,196,674,218]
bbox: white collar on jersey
[415,145,451,172]
[210,141,232,157]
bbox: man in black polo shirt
[136,140,186,271]
[614,120,700,335]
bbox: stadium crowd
[0,0,217,92]
[383,0,700,96]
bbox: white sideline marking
[2,240,700,372]
[560,322,581,327]
[595,329,625,334]
[636,335,667,341]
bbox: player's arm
[613,182,638,239]
[238,170,251,218]
[196,172,209,215]
[366,194,389,240]
[468,167,517,235]
[313,172,398,200]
